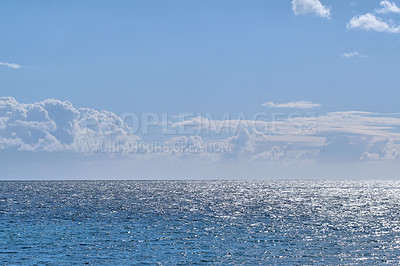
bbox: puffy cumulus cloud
[292,0,331,18]
[361,139,400,160]
[293,112,400,162]
[253,146,285,161]
[375,1,400,14]
[319,134,400,163]
[347,13,400,33]
[262,101,321,109]
[347,1,400,33]
[0,97,139,152]
[319,135,376,163]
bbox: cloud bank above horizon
[1,97,400,164]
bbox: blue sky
[1,0,400,179]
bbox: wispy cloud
[375,0,400,14]
[292,0,331,18]
[0,61,21,69]
[341,51,366,59]
[347,13,400,33]
[262,101,321,109]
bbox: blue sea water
[1,180,400,265]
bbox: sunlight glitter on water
[0,180,400,264]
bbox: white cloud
[292,0,331,18]
[262,101,321,109]
[0,62,21,69]
[0,97,139,153]
[375,0,400,14]
[347,13,400,33]
[2,97,400,163]
[168,111,400,162]
[341,51,366,59]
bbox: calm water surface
[1,180,400,264]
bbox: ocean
[0,180,399,264]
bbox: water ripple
[0,180,400,264]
